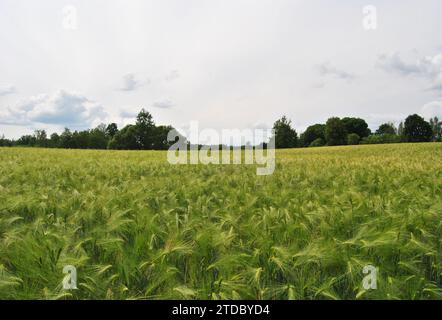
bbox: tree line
[0,109,175,150]
[273,114,441,148]
[0,109,441,149]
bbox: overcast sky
[1,0,442,139]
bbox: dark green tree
[89,125,109,149]
[72,130,89,148]
[34,130,48,147]
[50,133,60,148]
[342,117,371,138]
[300,124,325,147]
[106,123,119,138]
[60,128,73,148]
[17,135,36,146]
[136,109,155,149]
[108,125,140,150]
[403,114,433,142]
[152,125,176,150]
[272,116,298,148]
[0,134,12,147]
[376,122,397,135]
[325,117,347,146]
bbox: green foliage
[16,134,37,147]
[273,116,298,149]
[301,124,325,147]
[88,126,109,149]
[34,130,48,147]
[398,122,404,136]
[342,117,371,138]
[429,117,442,142]
[4,113,440,150]
[404,114,433,142]
[376,123,397,135]
[50,133,60,148]
[60,128,74,148]
[1,143,441,300]
[0,135,13,147]
[360,134,402,145]
[347,133,360,145]
[106,123,119,138]
[152,125,176,150]
[309,138,325,147]
[325,117,347,146]
[4,109,175,151]
[136,109,156,149]
[108,125,140,150]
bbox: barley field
[0,143,441,300]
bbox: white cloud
[165,70,180,82]
[2,1,442,138]
[430,74,442,91]
[311,82,325,89]
[0,90,107,128]
[251,122,271,130]
[365,113,407,129]
[0,85,16,96]
[420,101,442,119]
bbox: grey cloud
[0,90,107,128]
[152,99,174,109]
[119,73,145,91]
[119,109,138,119]
[376,53,423,75]
[377,52,442,91]
[429,75,442,92]
[317,62,355,80]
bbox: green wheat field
[0,143,441,300]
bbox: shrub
[360,134,402,144]
[347,133,360,145]
[309,138,325,147]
